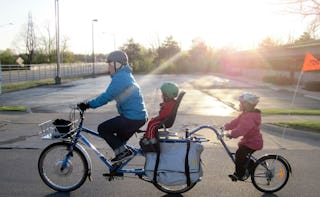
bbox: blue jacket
[88,65,148,120]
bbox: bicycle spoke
[38,142,88,192]
[251,155,290,193]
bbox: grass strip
[1,76,95,93]
[271,122,320,133]
[2,79,55,93]
[0,105,27,112]
[262,109,320,115]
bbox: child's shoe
[228,174,238,182]
[228,173,245,182]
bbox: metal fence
[0,63,108,85]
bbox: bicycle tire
[38,142,89,192]
[251,155,290,193]
[153,180,197,194]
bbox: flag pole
[280,59,305,144]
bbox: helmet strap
[113,61,117,72]
[113,61,125,72]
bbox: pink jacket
[224,110,263,150]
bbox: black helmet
[106,50,128,65]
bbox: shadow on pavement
[162,194,183,197]
[45,192,70,197]
[261,193,278,197]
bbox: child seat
[139,91,185,152]
[157,90,185,137]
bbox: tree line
[1,32,318,74]
[1,1,320,74]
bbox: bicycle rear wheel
[38,142,89,192]
[251,155,290,193]
[153,181,197,194]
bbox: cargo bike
[38,91,291,194]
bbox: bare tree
[37,21,70,63]
[306,17,320,38]
[60,35,70,63]
[282,0,320,16]
[147,33,161,52]
[38,21,55,62]
[26,12,37,64]
[281,0,320,39]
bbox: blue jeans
[98,116,146,150]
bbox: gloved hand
[225,133,232,139]
[77,102,90,111]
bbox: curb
[304,94,320,101]
[261,123,320,141]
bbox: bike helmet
[106,50,128,65]
[238,93,259,105]
[160,82,179,99]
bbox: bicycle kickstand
[103,163,124,181]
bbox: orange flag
[302,53,320,72]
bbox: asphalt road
[0,74,320,197]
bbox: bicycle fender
[75,143,93,180]
[258,154,292,173]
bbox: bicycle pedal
[103,172,124,177]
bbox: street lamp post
[92,19,98,77]
[55,0,61,84]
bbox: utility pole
[92,19,98,77]
[26,12,36,64]
[55,0,61,84]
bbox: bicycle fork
[60,144,75,171]
[61,141,93,181]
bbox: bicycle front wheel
[153,181,197,194]
[251,155,290,193]
[38,142,89,192]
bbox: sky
[0,0,313,54]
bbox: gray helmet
[106,50,128,65]
[238,93,259,105]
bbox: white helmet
[238,93,259,105]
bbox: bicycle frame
[188,125,259,166]
[189,125,236,163]
[62,112,146,177]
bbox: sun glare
[193,96,235,116]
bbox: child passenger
[224,93,263,181]
[141,82,179,148]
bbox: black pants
[98,116,146,150]
[235,146,255,177]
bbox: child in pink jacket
[224,93,263,181]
